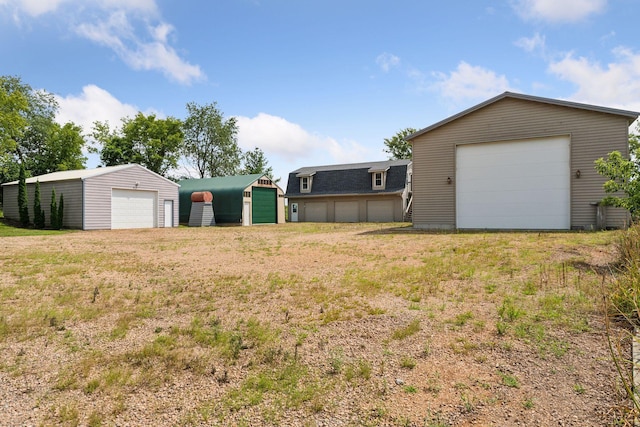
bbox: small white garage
[2,164,179,230]
[407,92,639,230]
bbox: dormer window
[374,172,383,188]
[296,172,315,193]
[369,166,389,190]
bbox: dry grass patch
[0,223,631,426]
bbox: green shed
[178,174,285,225]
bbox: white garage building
[407,92,639,230]
[2,164,179,230]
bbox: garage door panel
[112,189,157,229]
[367,200,394,222]
[335,201,359,222]
[252,187,276,224]
[305,202,327,222]
[456,136,570,229]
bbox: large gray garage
[407,92,639,230]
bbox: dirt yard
[0,223,633,426]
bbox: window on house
[301,176,311,193]
[372,171,386,189]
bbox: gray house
[1,164,179,230]
[406,92,639,230]
[285,159,412,222]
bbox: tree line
[0,75,274,189]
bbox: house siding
[2,180,84,228]
[84,165,179,230]
[412,97,632,230]
[289,195,404,222]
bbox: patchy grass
[0,223,628,426]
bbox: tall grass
[604,224,640,419]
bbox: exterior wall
[288,194,405,222]
[2,180,83,228]
[412,97,632,230]
[84,166,179,230]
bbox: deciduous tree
[595,124,640,220]
[242,147,276,181]
[0,75,87,183]
[182,102,241,178]
[383,127,417,160]
[93,113,183,177]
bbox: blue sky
[1,0,640,182]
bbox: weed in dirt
[400,356,416,369]
[391,319,421,340]
[499,372,520,388]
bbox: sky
[2,0,640,183]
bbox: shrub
[607,224,640,322]
[18,164,29,226]
[33,180,45,229]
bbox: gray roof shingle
[285,159,410,197]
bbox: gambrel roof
[285,159,410,197]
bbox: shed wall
[2,180,83,228]
[412,97,631,230]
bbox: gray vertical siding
[2,180,83,228]
[412,97,633,229]
[83,165,179,230]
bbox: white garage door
[335,201,359,222]
[367,200,394,222]
[456,136,570,229]
[112,189,157,229]
[305,202,327,222]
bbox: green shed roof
[178,174,264,224]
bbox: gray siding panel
[84,165,179,230]
[412,97,632,229]
[2,180,83,228]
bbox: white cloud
[432,62,513,103]
[3,0,157,16]
[376,53,400,73]
[3,0,203,84]
[513,0,607,23]
[515,32,546,54]
[235,113,372,182]
[54,84,143,133]
[76,12,204,85]
[548,47,640,111]
[236,113,332,161]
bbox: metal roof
[1,164,181,186]
[178,174,266,193]
[406,91,640,141]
